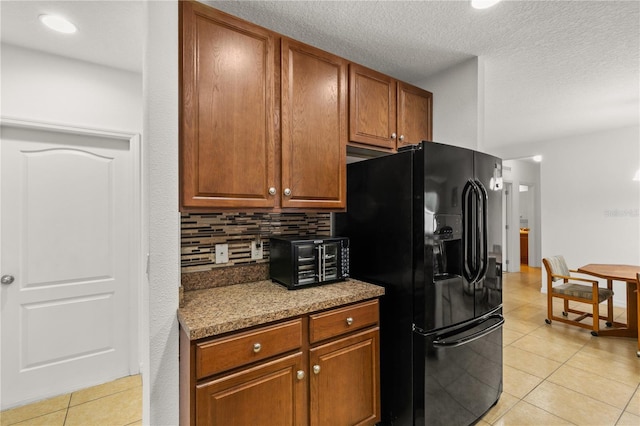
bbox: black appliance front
[335,141,503,425]
[413,310,504,426]
[269,236,349,289]
[335,151,416,424]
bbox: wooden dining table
[577,264,640,356]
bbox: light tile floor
[2,266,639,425]
[0,374,141,426]
[480,266,640,426]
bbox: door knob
[283,188,292,197]
[268,187,276,195]
[390,133,397,140]
[1,275,15,285]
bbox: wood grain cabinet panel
[309,299,379,344]
[397,81,433,148]
[180,2,347,211]
[349,63,433,151]
[281,38,347,209]
[196,319,302,379]
[309,328,380,426]
[180,1,276,209]
[349,64,397,150]
[196,352,306,426]
[180,300,381,425]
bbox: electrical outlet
[215,244,229,264]
[251,240,263,260]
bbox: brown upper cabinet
[180,1,276,209]
[349,63,433,151]
[280,39,347,210]
[179,1,346,211]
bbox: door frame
[503,181,519,273]
[0,116,143,380]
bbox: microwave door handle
[318,244,325,282]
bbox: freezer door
[413,311,503,426]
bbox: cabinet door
[309,328,380,426]
[281,38,347,209]
[397,81,433,147]
[180,2,276,209]
[348,64,397,150]
[196,352,307,426]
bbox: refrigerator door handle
[432,314,504,348]
[475,180,489,282]
[462,180,478,282]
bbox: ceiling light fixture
[633,169,640,181]
[533,155,542,162]
[39,14,77,34]
[471,0,502,10]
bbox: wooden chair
[543,255,614,336]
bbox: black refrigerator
[334,141,503,426]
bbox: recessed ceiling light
[471,0,502,10]
[39,14,77,34]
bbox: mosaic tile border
[181,212,331,274]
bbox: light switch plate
[215,244,229,264]
[251,240,263,260]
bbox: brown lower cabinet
[180,299,381,425]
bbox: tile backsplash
[181,212,331,274]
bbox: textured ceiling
[1,0,638,150]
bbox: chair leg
[592,294,600,336]
[563,299,569,316]
[606,280,614,327]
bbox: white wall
[502,159,542,270]
[496,126,640,306]
[144,1,180,424]
[415,57,480,151]
[1,44,142,132]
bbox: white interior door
[1,122,136,409]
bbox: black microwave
[269,236,349,289]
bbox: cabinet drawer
[309,299,379,344]
[196,319,303,379]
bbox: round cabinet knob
[1,275,15,285]
[313,365,321,375]
[346,317,354,326]
[390,133,397,140]
[399,135,405,141]
[296,370,305,380]
[253,343,261,353]
[268,187,276,196]
[283,188,292,197]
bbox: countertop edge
[177,279,385,341]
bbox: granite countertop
[177,279,385,340]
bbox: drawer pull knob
[297,370,305,380]
[253,343,261,353]
[346,317,354,326]
[313,364,321,375]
